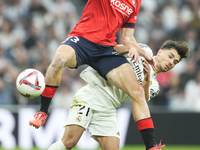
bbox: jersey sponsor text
[110,0,134,17]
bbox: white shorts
[65,105,120,140]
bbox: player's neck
[154,56,160,74]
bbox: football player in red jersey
[29,1,174,149]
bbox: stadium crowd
[0,0,200,112]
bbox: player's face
[156,48,181,73]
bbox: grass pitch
[1,145,200,150]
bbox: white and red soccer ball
[16,69,45,99]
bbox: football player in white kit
[48,40,190,150]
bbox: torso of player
[69,0,141,46]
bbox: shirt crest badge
[132,0,136,7]
[76,115,82,122]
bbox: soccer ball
[16,69,45,99]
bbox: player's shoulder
[138,43,153,56]
[138,43,150,49]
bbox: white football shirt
[71,44,159,112]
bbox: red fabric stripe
[136,118,154,131]
[41,86,58,98]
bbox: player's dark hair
[161,40,190,60]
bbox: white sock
[48,140,67,150]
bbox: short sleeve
[122,0,142,28]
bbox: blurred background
[0,0,200,149]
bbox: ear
[157,49,162,56]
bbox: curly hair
[161,40,190,60]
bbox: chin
[161,68,167,72]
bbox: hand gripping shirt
[71,44,159,112]
[69,0,141,46]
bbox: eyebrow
[170,53,180,63]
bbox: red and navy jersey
[68,0,141,46]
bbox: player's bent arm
[141,60,151,101]
[121,27,146,57]
[141,78,150,102]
